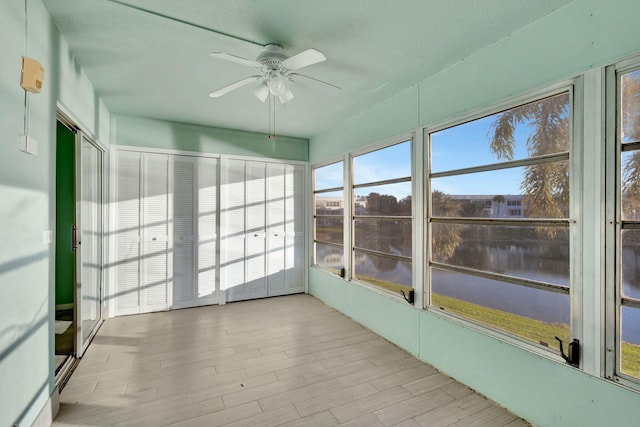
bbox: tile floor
[53,294,529,426]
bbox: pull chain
[267,92,276,139]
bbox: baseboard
[55,303,73,311]
[30,386,59,427]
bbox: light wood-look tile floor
[53,294,529,427]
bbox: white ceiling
[42,0,573,139]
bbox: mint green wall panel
[310,268,419,356]
[0,1,57,425]
[309,86,417,163]
[418,313,640,426]
[0,1,110,424]
[419,0,640,128]
[115,115,308,161]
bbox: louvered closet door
[243,161,268,300]
[114,150,141,315]
[142,153,170,312]
[197,157,218,305]
[223,159,247,301]
[285,163,305,293]
[267,163,287,296]
[172,156,196,308]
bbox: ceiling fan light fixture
[254,83,270,102]
[279,88,294,104]
[269,75,287,97]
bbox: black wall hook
[401,290,414,305]
[555,337,580,367]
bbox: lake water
[317,243,640,345]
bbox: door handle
[72,225,78,251]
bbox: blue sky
[315,101,569,199]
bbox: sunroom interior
[3,0,640,426]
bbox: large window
[313,161,344,272]
[613,66,640,383]
[427,91,573,352]
[352,141,412,294]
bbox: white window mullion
[604,63,618,381]
[413,132,424,308]
[580,69,606,376]
[569,79,584,370]
[344,153,353,280]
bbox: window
[427,91,573,352]
[352,140,412,294]
[613,66,640,383]
[313,161,344,272]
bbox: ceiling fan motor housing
[256,44,288,70]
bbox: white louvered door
[267,163,287,296]
[285,163,305,294]
[223,159,247,302]
[197,157,219,305]
[114,149,304,313]
[172,156,196,308]
[244,161,268,300]
[114,150,142,315]
[141,153,170,313]
[222,159,305,302]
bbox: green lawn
[622,342,640,379]
[432,294,569,350]
[353,274,411,294]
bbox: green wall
[55,122,75,307]
[309,0,640,426]
[0,1,110,425]
[114,115,308,161]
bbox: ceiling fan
[209,44,340,104]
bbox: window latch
[555,337,580,367]
[401,290,414,305]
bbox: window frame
[424,81,583,359]
[312,158,345,273]
[605,56,640,389]
[349,136,415,296]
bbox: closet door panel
[223,160,247,301]
[245,161,267,300]
[172,156,196,308]
[225,160,246,236]
[267,163,286,295]
[286,236,305,293]
[197,157,218,304]
[285,164,305,292]
[142,153,170,312]
[225,237,247,301]
[114,150,141,315]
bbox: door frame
[57,109,106,358]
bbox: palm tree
[488,92,570,223]
[431,191,462,261]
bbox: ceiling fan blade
[281,48,326,71]
[210,52,262,69]
[209,75,262,98]
[279,88,295,104]
[254,83,270,102]
[290,73,341,93]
